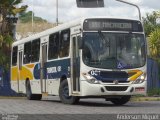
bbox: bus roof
[12,16,141,46]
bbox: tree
[0,0,27,70]
[149,28,160,62]
[0,0,28,35]
[143,11,160,37]
[142,11,160,60]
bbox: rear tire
[26,80,42,100]
[110,96,131,105]
[59,80,79,104]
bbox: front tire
[26,80,42,100]
[110,96,131,105]
[59,80,79,104]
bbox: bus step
[42,93,48,96]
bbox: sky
[21,0,160,23]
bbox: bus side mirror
[78,36,84,49]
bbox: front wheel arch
[59,80,79,104]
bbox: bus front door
[40,38,48,93]
[71,35,80,94]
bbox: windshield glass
[82,32,146,69]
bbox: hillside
[19,11,47,23]
[16,11,55,39]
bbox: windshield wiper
[98,31,110,47]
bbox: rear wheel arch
[25,78,42,100]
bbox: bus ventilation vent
[105,86,128,91]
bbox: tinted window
[31,39,40,62]
[12,46,18,66]
[23,42,31,64]
[48,33,59,60]
[59,29,70,58]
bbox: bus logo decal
[47,67,57,74]
[113,80,119,85]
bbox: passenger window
[48,33,59,60]
[31,39,40,62]
[59,29,70,58]
[23,42,31,64]
[12,46,18,66]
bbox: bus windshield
[82,32,146,69]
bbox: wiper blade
[98,31,110,47]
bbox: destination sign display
[83,19,143,32]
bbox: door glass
[41,44,47,93]
[42,44,47,67]
[72,36,80,92]
[19,52,23,70]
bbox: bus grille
[102,81,130,83]
[100,71,129,83]
[105,86,128,91]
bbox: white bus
[11,17,147,105]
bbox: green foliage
[0,0,27,16]
[19,11,47,23]
[0,34,13,70]
[0,0,27,71]
[148,28,160,60]
[143,11,160,64]
[142,11,160,81]
[3,34,13,47]
[143,11,160,37]
[148,88,160,96]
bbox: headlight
[132,73,146,84]
[82,73,100,84]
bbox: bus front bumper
[80,81,147,97]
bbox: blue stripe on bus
[33,59,70,80]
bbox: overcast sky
[22,0,159,23]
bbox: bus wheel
[110,96,131,105]
[59,80,79,104]
[26,80,42,100]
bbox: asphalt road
[0,96,160,120]
[0,96,159,114]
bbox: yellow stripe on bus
[128,70,143,81]
[25,64,35,68]
[11,65,34,81]
[11,67,18,81]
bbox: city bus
[11,17,147,105]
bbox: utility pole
[32,0,34,32]
[56,0,58,26]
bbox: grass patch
[147,88,160,96]
[131,96,160,101]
